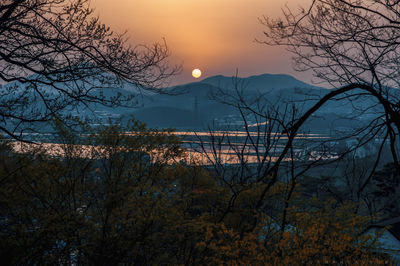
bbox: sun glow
[192,68,202,79]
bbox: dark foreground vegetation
[1,0,400,264]
[0,120,393,265]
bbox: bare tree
[0,0,179,140]
[258,0,400,169]
[191,78,339,234]
[197,0,400,229]
[203,0,400,224]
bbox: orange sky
[92,0,312,85]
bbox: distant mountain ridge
[129,73,384,131]
[130,73,330,129]
[200,73,324,92]
[1,72,387,133]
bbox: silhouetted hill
[2,72,391,133]
[129,106,207,128]
[201,73,323,92]
[130,73,389,131]
[120,74,329,129]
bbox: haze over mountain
[1,72,388,134]
[128,73,384,131]
[200,73,322,92]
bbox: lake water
[9,130,335,165]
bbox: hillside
[1,72,389,133]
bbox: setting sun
[192,68,202,79]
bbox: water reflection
[9,130,337,165]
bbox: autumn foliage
[0,121,390,264]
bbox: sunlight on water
[10,131,338,166]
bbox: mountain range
[122,74,384,132]
[1,73,389,134]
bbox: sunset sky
[92,0,312,85]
